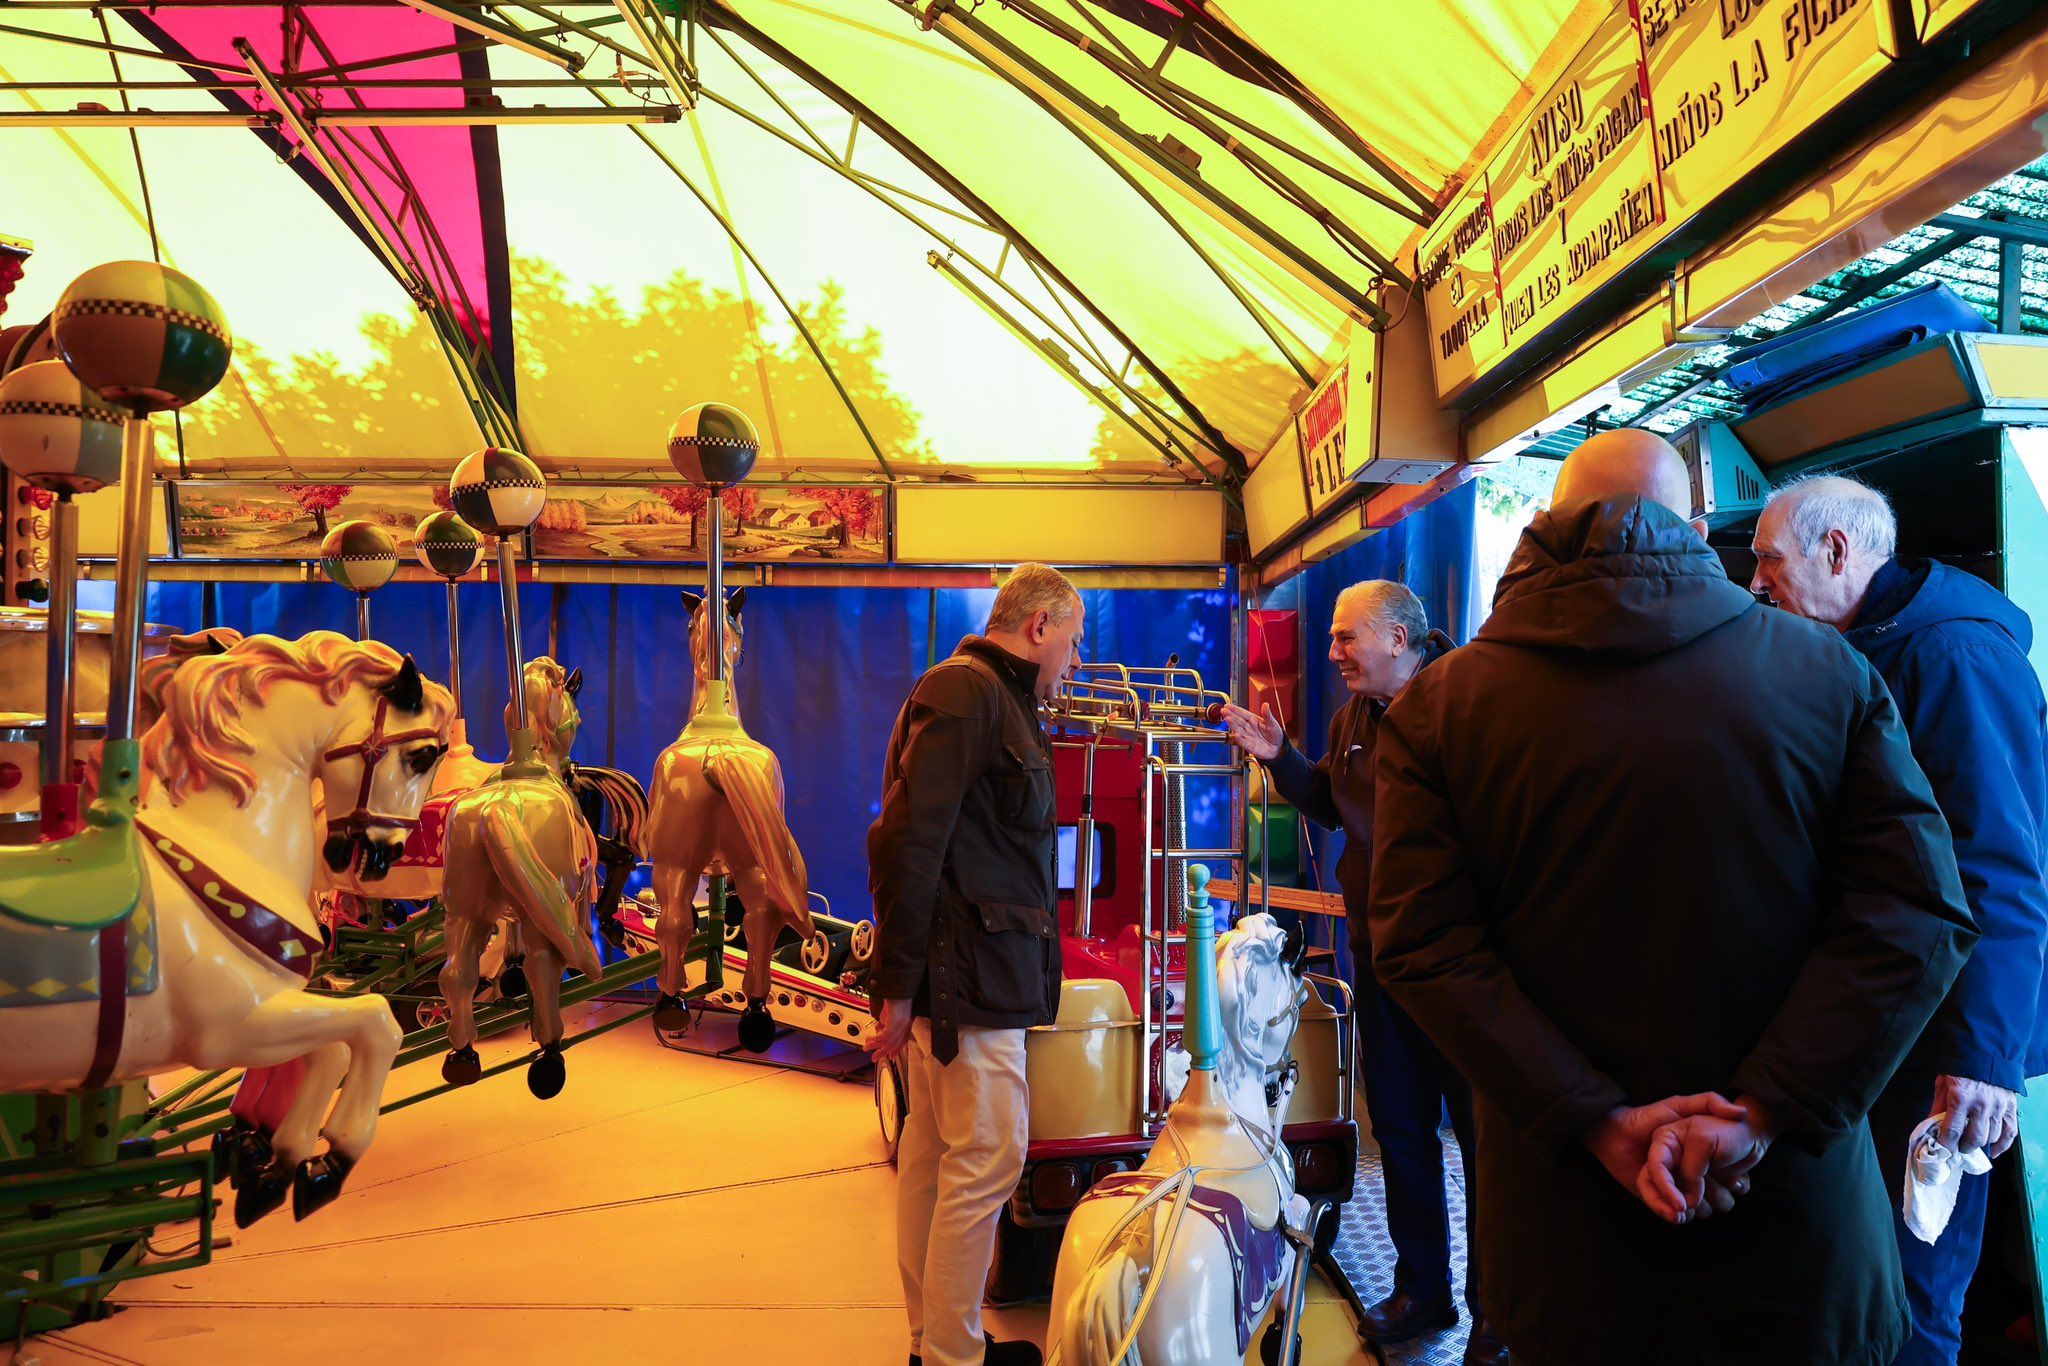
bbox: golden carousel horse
[646,589,812,1051]
[438,657,604,1099]
[0,632,454,1225]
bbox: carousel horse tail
[568,763,649,862]
[1062,1234,1150,1366]
[478,803,605,981]
[703,748,810,931]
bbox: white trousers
[897,1018,1030,1366]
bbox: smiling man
[1221,581,1500,1363]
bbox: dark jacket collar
[1850,558,1921,632]
[958,635,1040,694]
[1480,497,1755,661]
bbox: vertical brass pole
[707,487,726,684]
[446,578,465,723]
[498,536,527,734]
[40,494,78,789]
[103,418,153,746]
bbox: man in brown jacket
[866,563,1084,1366]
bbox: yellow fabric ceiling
[0,1,1597,481]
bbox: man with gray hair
[1221,581,1501,1363]
[1755,474,2048,1366]
[866,562,1085,1366]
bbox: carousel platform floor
[13,1000,1467,1366]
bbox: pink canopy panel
[124,6,515,408]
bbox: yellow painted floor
[10,1001,1375,1366]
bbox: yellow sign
[1643,0,1895,215]
[1296,337,1379,514]
[1489,6,1663,362]
[1419,179,1504,398]
[1424,0,1901,402]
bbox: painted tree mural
[280,483,351,536]
[799,487,882,548]
[655,485,709,546]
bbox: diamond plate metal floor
[1330,1131,1472,1366]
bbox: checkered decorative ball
[415,509,485,579]
[53,261,232,413]
[666,402,759,488]
[319,520,399,594]
[0,316,56,377]
[448,447,545,535]
[0,360,127,494]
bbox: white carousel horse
[0,631,454,1225]
[1049,912,1313,1366]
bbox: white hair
[987,562,1080,632]
[1335,580,1427,645]
[1765,473,1897,560]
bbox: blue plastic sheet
[1257,481,1480,964]
[128,575,1239,920]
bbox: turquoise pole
[1182,864,1222,1072]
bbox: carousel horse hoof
[442,1044,483,1086]
[737,1000,777,1054]
[229,1123,276,1191]
[234,1161,293,1228]
[500,956,528,999]
[291,1149,356,1222]
[214,1117,256,1186]
[651,991,692,1033]
[527,1043,567,1100]
[599,916,626,950]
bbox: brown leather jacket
[867,636,1062,1062]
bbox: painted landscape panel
[175,483,444,559]
[173,482,888,563]
[530,484,886,563]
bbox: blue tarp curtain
[124,575,1238,922]
[1261,479,1481,910]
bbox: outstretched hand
[1219,702,1285,763]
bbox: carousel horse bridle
[321,687,443,877]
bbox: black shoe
[907,1335,1041,1366]
[983,1339,1041,1366]
[1360,1289,1458,1344]
[1464,1316,1509,1366]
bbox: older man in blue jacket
[1754,473,2048,1366]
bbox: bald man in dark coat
[1367,431,1976,1365]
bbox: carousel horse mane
[682,589,744,674]
[135,628,245,733]
[519,657,582,762]
[1214,914,1296,1092]
[143,631,451,807]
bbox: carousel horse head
[142,632,454,881]
[680,587,745,680]
[512,657,583,769]
[1214,912,1307,1114]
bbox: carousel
[10,1,2048,1363]
[0,258,1369,1366]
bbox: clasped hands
[1583,1093,1777,1226]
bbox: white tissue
[1902,1112,1994,1244]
